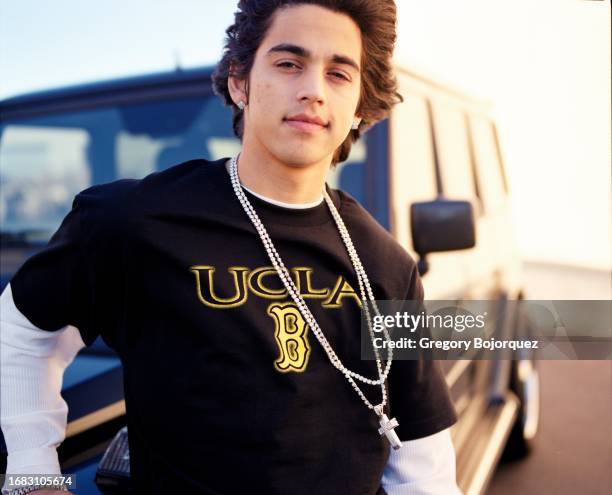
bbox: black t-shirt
[10,157,457,495]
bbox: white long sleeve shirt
[1,283,84,490]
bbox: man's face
[234,4,363,168]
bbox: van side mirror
[410,198,476,276]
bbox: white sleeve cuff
[2,447,62,492]
[5,446,62,474]
[382,428,463,495]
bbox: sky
[1,0,610,270]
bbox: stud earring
[351,120,360,130]
[237,100,246,110]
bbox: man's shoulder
[334,187,419,295]
[75,157,227,212]
[67,158,227,241]
[137,157,227,191]
[335,188,411,258]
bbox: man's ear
[228,62,248,106]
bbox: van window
[0,96,237,240]
[325,138,367,204]
[392,94,437,201]
[0,126,91,234]
[470,115,507,210]
[116,96,237,175]
[432,104,477,200]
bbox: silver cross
[374,404,402,450]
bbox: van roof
[0,65,217,120]
[1,65,216,106]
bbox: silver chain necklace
[229,154,402,449]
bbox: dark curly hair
[211,0,403,166]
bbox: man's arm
[1,186,126,494]
[382,428,463,495]
[0,283,84,493]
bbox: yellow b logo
[267,302,311,373]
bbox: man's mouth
[284,114,329,133]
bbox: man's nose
[295,67,326,105]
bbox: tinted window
[0,125,91,235]
[0,96,236,240]
[326,138,367,205]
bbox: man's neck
[232,143,331,204]
[224,159,324,208]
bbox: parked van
[0,64,539,495]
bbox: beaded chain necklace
[229,154,401,449]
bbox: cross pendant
[374,405,402,450]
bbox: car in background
[0,64,539,495]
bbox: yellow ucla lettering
[268,302,311,373]
[248,267,287,299]
[321,276,361,308]
[191,265,359,311]
[190,265,249,308]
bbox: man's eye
[276,62,348,81]
[330,71,349,81]
[277,62,299,69]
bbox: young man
[0,1,461,494]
